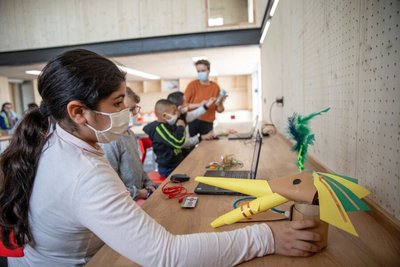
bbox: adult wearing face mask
[143,99,186,177]
[184,59,227,137]
[100,87,156,205]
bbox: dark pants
[181,148,192,159]
[0,257,8,267]
[188,120,213,137]
[158,165,175,178]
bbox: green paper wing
[317,172,370,199]
[327,173,358,184]
[322,175,370,212]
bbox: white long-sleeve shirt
[9,125,275,267]
[182,105,207,148]
[186,105,206,123]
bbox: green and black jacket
[143,121,185,168]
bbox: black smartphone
[170,174,190,182]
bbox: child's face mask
[86,108,130,143]
[164,113,178,125]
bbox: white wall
[251,70,260,120]
[21,81,35,112]
[32,79,42,105]
[261,0,400,219]
[0,0,268,52]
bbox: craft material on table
[206,154,243,170]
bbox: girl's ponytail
[0,106,49,248]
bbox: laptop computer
[194,131,263,195]
[227,115,259,140]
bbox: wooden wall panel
[0,0,268,52]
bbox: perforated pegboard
[356,0,400,218]
[261,0,400,219]
[305,0,361,177]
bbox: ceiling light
[8,79,24,83]
[269,0,280,17]
[25,70,41,75]
[259,20,271,44]
[118,66,159,80]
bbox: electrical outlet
[276,97,284,106]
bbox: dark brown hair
[167,91,184,106]
[195,59,210,70]
[155,99,174,116]
[0,49,125,248]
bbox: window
[207,0,254,27]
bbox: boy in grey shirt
[101,87,156,202]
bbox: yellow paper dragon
[195,171,370,236]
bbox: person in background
[23,102,39,115]
[184,59,227,137]
[101,87,156,205]
[27,102,39,111]
[143,99,186,177]
[0,102,19,130]
[0,49,321,267]
[167,91,215,151]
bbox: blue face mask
[197,71,208,82]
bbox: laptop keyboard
[205,170,251,179]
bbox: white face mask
[86,108,130,143]
[129,114,139,127]
[164,113,178,125]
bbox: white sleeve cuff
[262,223,275,255]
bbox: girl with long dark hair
[0,49,321,267]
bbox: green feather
[299,107,330,123]
[287,108,330,171]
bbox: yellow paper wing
[210,194,288,227]
[313,172,358,236]
[195,176,273,197]
[317,172,370,199]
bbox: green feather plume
[287,108,330,171]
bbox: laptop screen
[250,131,262,178]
